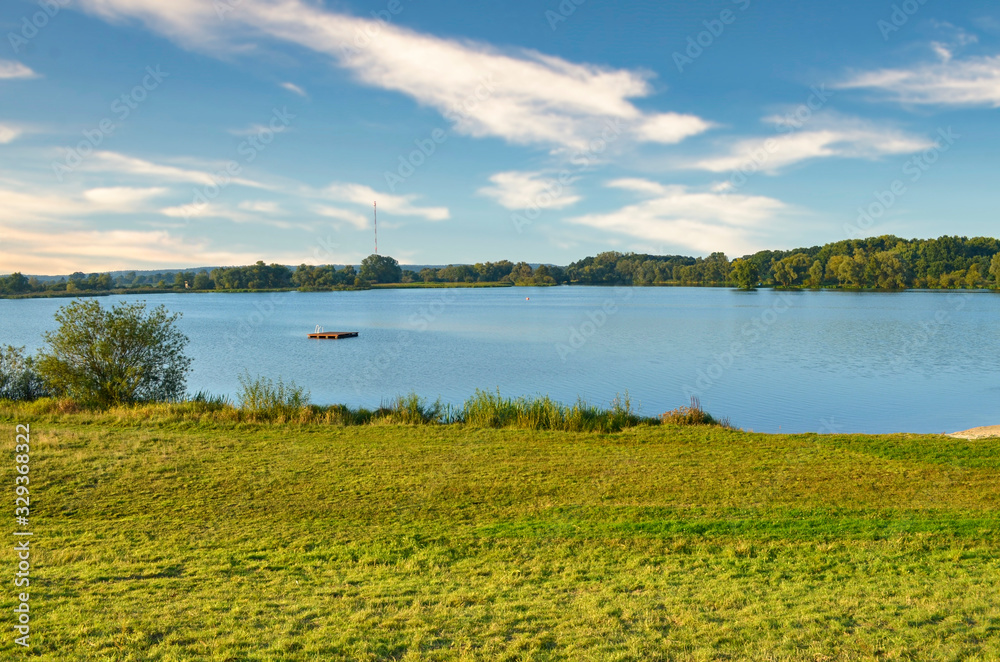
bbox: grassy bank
[1,401,999,660]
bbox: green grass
[2,403,1000,660]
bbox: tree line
[3,235,999,295]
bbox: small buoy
[526,297,530,300]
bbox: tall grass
[459,389,654,432]
[236,372,310,422]
[1,386,733,432]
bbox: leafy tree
[730,259,759,290]
[96,273,115,290]
[703,252,730,284]
[192,271,213,290]
[771,253,809,287]
[966,263,984,288]
[359,254,402,283]
[825,254,849,286]
[438,264,476,282]
[174,271,195,289]
[36,300,192,407]
[505,262,535,284]
[2,272,29,294]
[869,251,907,289]
[807,260,824,288]
[991,253,1000,288]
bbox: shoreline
[2,283,999,300]
[949,425,1000,439]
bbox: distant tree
[869,251,907,289]
[771,260,795,288]
[825,255,849,286]
[807,260,824,288]
[419,268,439,283]
[771,254,809,287]
[939,270,965,289]
[703,252,730,284]
[731,259,759,290]
[833,249,867,287]
[36,300,192,408]
[533,265,557,285]
[438,264,475,282]
[96,273,115,290]
[2,272,29,294]
[505,262,534,284]
[193,271,213,290]
[359,254,402,283]
[991,253,1000,288]
[966,263,984,288]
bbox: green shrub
[36,300,191,407]
[661,396,732,428]
[0,345,49,401]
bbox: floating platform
[307,331,358,340]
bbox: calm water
[2,287,998,434]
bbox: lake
[2,287,997,434]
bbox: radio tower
[373,200,378,254]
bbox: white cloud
[82,186,169,208]
[280,81,307,96]
[74,0,712,151]
[82,151,268,189]
[158,197,319,230]
[837,53,1000,107]
[692,115,936,173]
[322,182,449,221]
[0,124,22,143]
[313,205,369,230]
[58,150,447,224]
[634,113,715,144]
[238,200,282,214]
[565,179,786,255]
[0,183,170,221]
[477,171,580,210]
[228,123,289,137]
[0,222,306,273]
[0,60,37,79]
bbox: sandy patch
[949,425,1000,440]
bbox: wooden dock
[307,331,358,340]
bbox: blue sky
[1,0,998,273]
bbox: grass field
[2,405,999,660]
